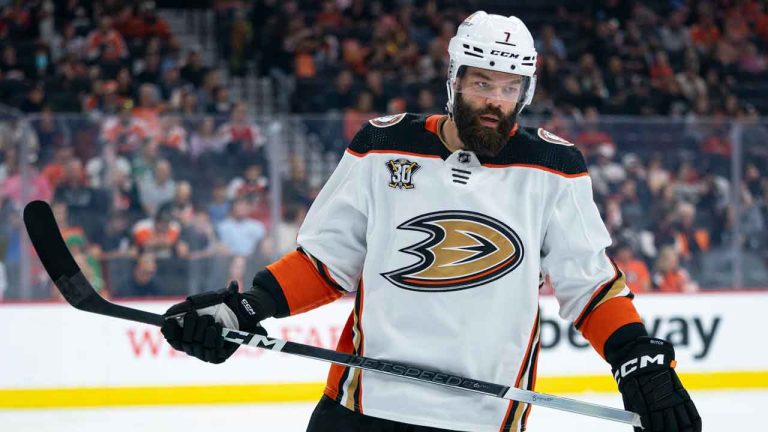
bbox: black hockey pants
[306,395,460,432]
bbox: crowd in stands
[213,0,768,117]
[0,0,767,300]
[0,0,310,300]
[537,112,768,293]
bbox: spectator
[123,3,172,41]
[676,56,707,103]
[52,200,88,249]
[169,181,194,223]
[282,156,312,208]
[275,202,307,256]
[132,83,162,137]
[180,206,221,258]
[20,83,46,113]
[132,204,187,258]
[85,16,128,73]
[653,246,699,292]
[364,69,390,113]
[690,7,720,54]
[216,198,267,257]
[588,144,626,197]
[137,158,176,217]
[189,116,227,159]
[67,234,105,295]
[218,102,265,161]
[178,89,201,118]
[674,202,710,265]
[160,66,185,102]
[535,25,567,60]
[100,101,149,155]
[613,243,651,292]
[180,48,209,88]
[205,86,232,115]
[53,157,109,240]
[343,90,377,142]
[50,22,86,63]
[208,180,231,226]
[227,163,268,201]
[157,115,188,153]
[33,105,71,162]
[324,69,357,112]
[2,152,50,213]
[575,108,615,156]
[117,252,161,297]
[658,8,691,66]
[0,45,25,80]
[136,53,162,85]
[85,141,135,211]
[98,210,135,259]
[41,145,74,189]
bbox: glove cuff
[608,337,676,387]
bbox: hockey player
[161,12,700,432]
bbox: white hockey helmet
[446,11,537,116]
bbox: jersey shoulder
[347,113,446,158]
[501,126,587,176]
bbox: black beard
[453,95,517,157]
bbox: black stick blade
[23,200,80,280]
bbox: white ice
[0,389,760,431]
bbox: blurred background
[2,0,768,300]
[0,0,766,430]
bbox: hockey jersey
[264,113,635,431]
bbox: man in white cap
[162,11,700,432]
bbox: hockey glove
[609,337,701,432]
[161,281,275,363]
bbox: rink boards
[1,291,766,408]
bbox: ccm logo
[241,299,256,316]
[614,354,665,383]
[490,50,519,58]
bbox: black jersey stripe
[574,259,628,329]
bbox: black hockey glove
[608,337,701,432]
[161,281,275,364]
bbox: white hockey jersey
[294,113,631,431]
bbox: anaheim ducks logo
[382,211,524,292]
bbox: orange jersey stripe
[324,312,356,401]
[481,162,590,178]
[266,250,344,315]
[580,297,642,359]
[500,310,540,430]
[345,147,443,159]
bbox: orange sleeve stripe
[266,250,344,315]
[580,297,642,359]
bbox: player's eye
[503,85,521,94]
[473,81,490,89]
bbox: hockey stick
[23,200,641,428]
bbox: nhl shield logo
[386,159,420,189]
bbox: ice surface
[0,389,760,431]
